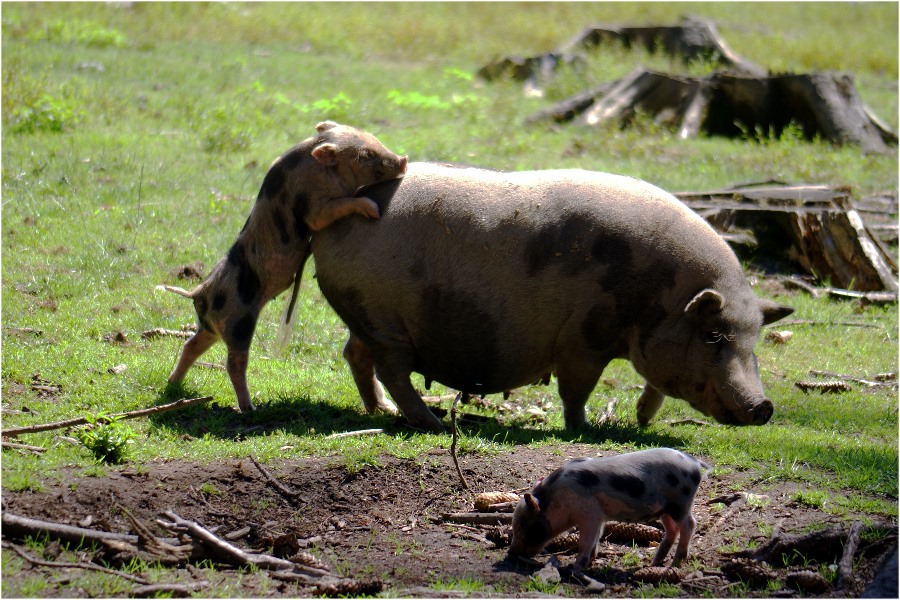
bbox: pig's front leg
[169,329,218,383]
[636,384,665,426]
[306,197,380,231]
[226,349,254,412]
[343,334,398,415]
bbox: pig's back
[312,163,738,393]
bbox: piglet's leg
[670,513,696,567]
[343,335,398,415]
[574,519,605,572]
[169,329,218,383]
[653,513,680,566]
[306,197,380,231]
[226,349,254,412]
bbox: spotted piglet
[163,121,407,412]
[509,448,708,572]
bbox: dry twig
[1,441,46,453]
[836,521,863,590]
[325,428,383,439]
[1,396,213,438]
[1,540,150,584]
[442,512,512,526]
[248,454,304,501]
[450,392,470,491]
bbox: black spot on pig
[231,313,257,348]
[416,285,499,391]
[591,232,633,283]
[688,468,701,486]
[291,192,311,238]
[212,292,227,311]
[273,209,291,246]
[260,164,285,200]
[524,213,596,277]
[665,472,679,488]
[572,469,601,488]
[227,243,262,305]
[609,474,646,499]
[280,150,303,171]
[663,501,685,521]
[681,485,692,496]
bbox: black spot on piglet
[572,469,601,488]
[665,472,679,488]
[610,474,646,499]
[663,501,685,521]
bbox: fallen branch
[248,454,305,501]
[724,523,894,565]
[667,418,712,427]
[450,392,470,491]
[325,428,383,439]
[141,328,193,339]
[1,441,46,453]
[156,511,333,579]
[130,582,211,598]
[1,540,150,584]
[810,370,890,387]
[1,396,213,438]
[836,521,863,590]
[1,511,181,547]
[442,512,512,526]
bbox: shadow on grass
[152,383,688,449]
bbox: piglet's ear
[524,493,540,514]
[759,299,794,326]
[315,121,339,133]
[312,143,339,167]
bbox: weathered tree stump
[529,68,896,153]
[675,183,898,292]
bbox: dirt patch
[2,445,896,597]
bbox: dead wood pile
[674,182,898,294]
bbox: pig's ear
[312,143,339,167]
[315,121,339,133]
[759,299,794,325]
[524,493,541,514]
[684,289,725,319]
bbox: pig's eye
[704,330,732,345]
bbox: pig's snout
[750,398,773,425]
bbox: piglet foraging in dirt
[509,448,708,572]
[162,121,407,411]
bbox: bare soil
[2,443,896,598]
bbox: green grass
[2,1,898,594]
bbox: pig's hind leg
[343,334,399,415]
[169,329,218,383]
[574,514,606,572]
[306,197,380,231]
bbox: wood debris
[795,380,852,394]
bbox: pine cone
[474,491,519,511]
[786,569,829,594]
[485,527,510,548]
[795,380,851,394]
[603,521,664,545]
[546,532,580,552]
[289,551,328,571]
[314,578,382,597]
[720,558,776,588]
[633,566,682,584]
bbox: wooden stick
[450,392,470,491]
[836,521,863,590]
[442,512,512,526]
[131,582,211,598]
[1,441,46,453]
[1,396,213,438]
[1,540,150,584]
[325,428,383,439]
[248,454,304,500]
[1,511,182,547]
